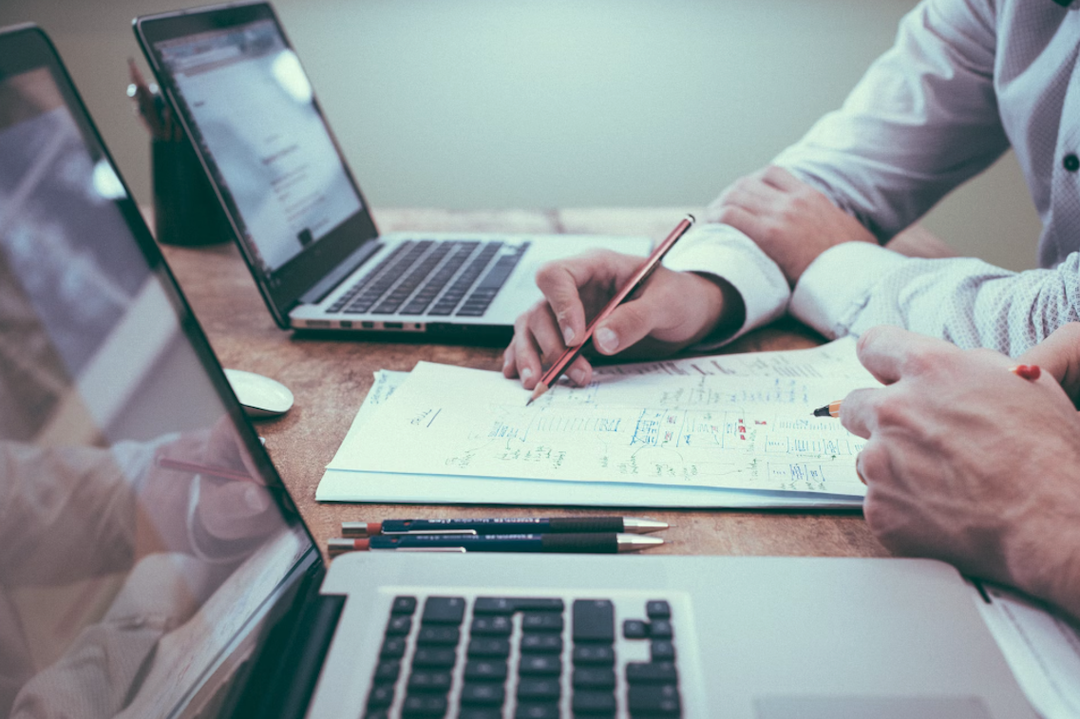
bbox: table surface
[159,208,890,562]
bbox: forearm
[773,0,1006,241]
[792,243,1080,355]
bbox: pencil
[155,456,261,484]
[527,214,696,405]
[810,363,1042,417]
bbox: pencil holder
[151,135,232,246]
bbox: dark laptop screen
[0,28,314,718]
[154,17,362,278]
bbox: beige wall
[1,0,1042,271]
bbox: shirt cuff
[791,242,912,338]
[663,223,791,348]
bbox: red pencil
[155,456,262,484]
[527,215,696,405]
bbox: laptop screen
[0,27,316,718]
[154,17,363,277]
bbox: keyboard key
[474,597,564,614]
[646,600,671,619]
[471,615,513,635]
[417,626,461,646]
[572,690,617,714]
[422,596,466,625]
[468,637,511,658]
[650,640,677,662]
[522,613,564,632]
[460,682,506,706]
[392,596,418,614]
[401,693,448,718]
[407,670,452,693]
[623,619,648,639]
[386,615,412,635]
[518,654,561,676]
[459,709,502,719]
[412,647,457,668]
[649,619,674,639]
[517,678,561,701]
[573,667,616,689]
[380,637,406,659]
[372,660,400,683]
[521,634,563,654]
[464,659,509,682]
[515,703,559,719]
[366,684,394,708]
[363,711,389,719]
[626,662,678,684]
[572,645,615,666]
[627,684,680,715]
[573,600,615,643]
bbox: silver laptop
[133,1,650,339]
[0,24,1034,719]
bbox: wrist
[689,272,745,345]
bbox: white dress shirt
[664,0,1080,355]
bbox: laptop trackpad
[755,696,992,719]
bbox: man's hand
[503,250,743,388]
[707,166,877,285]
[839,325,1080,620]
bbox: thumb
[1017,323,1080,401]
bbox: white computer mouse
[223,368,294,418]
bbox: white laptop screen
[155,18,363,277]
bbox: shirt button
[1064,153,1080,172]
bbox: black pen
[342,516,669,537]
[327,533,663,556]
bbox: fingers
[854,325,960,385]
[505,299,595,389]
[837,386,881,439]
[1017,322,1080,400]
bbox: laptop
[0,24,1035,719]
[132,1,651,339]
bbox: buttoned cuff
[663,223,791,349]
[791,242,911,338]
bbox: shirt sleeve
[792,241,1080,355]
[662,222,791,348]
[772,0,1008,242]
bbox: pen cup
[151,135,232,247]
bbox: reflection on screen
[156,20,362,279]
[0,67,311,718]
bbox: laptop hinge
[228,562,345,719]
[299,242,383,306]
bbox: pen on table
[155,456,263,485]
[811,363,1043,418]
[327,533,664,556]
[526,214,696,406]
[342,516,669,537]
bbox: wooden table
[160,208,890,561]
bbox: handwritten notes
[327,338,876,496]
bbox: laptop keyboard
[364,595,683,718]
[327,240,530,319]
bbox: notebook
[132,0,651,339]
[0,23,1036,719]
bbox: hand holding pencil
[504,215,744,396]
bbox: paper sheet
[326,339,875,496]
[317,368,863,507]
[975,584,1080,719]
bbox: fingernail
[521,367,534,382]
[563,326,576,345]
[570,368,586,385]
[595,327,618,353]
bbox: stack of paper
[316,337,881,508]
